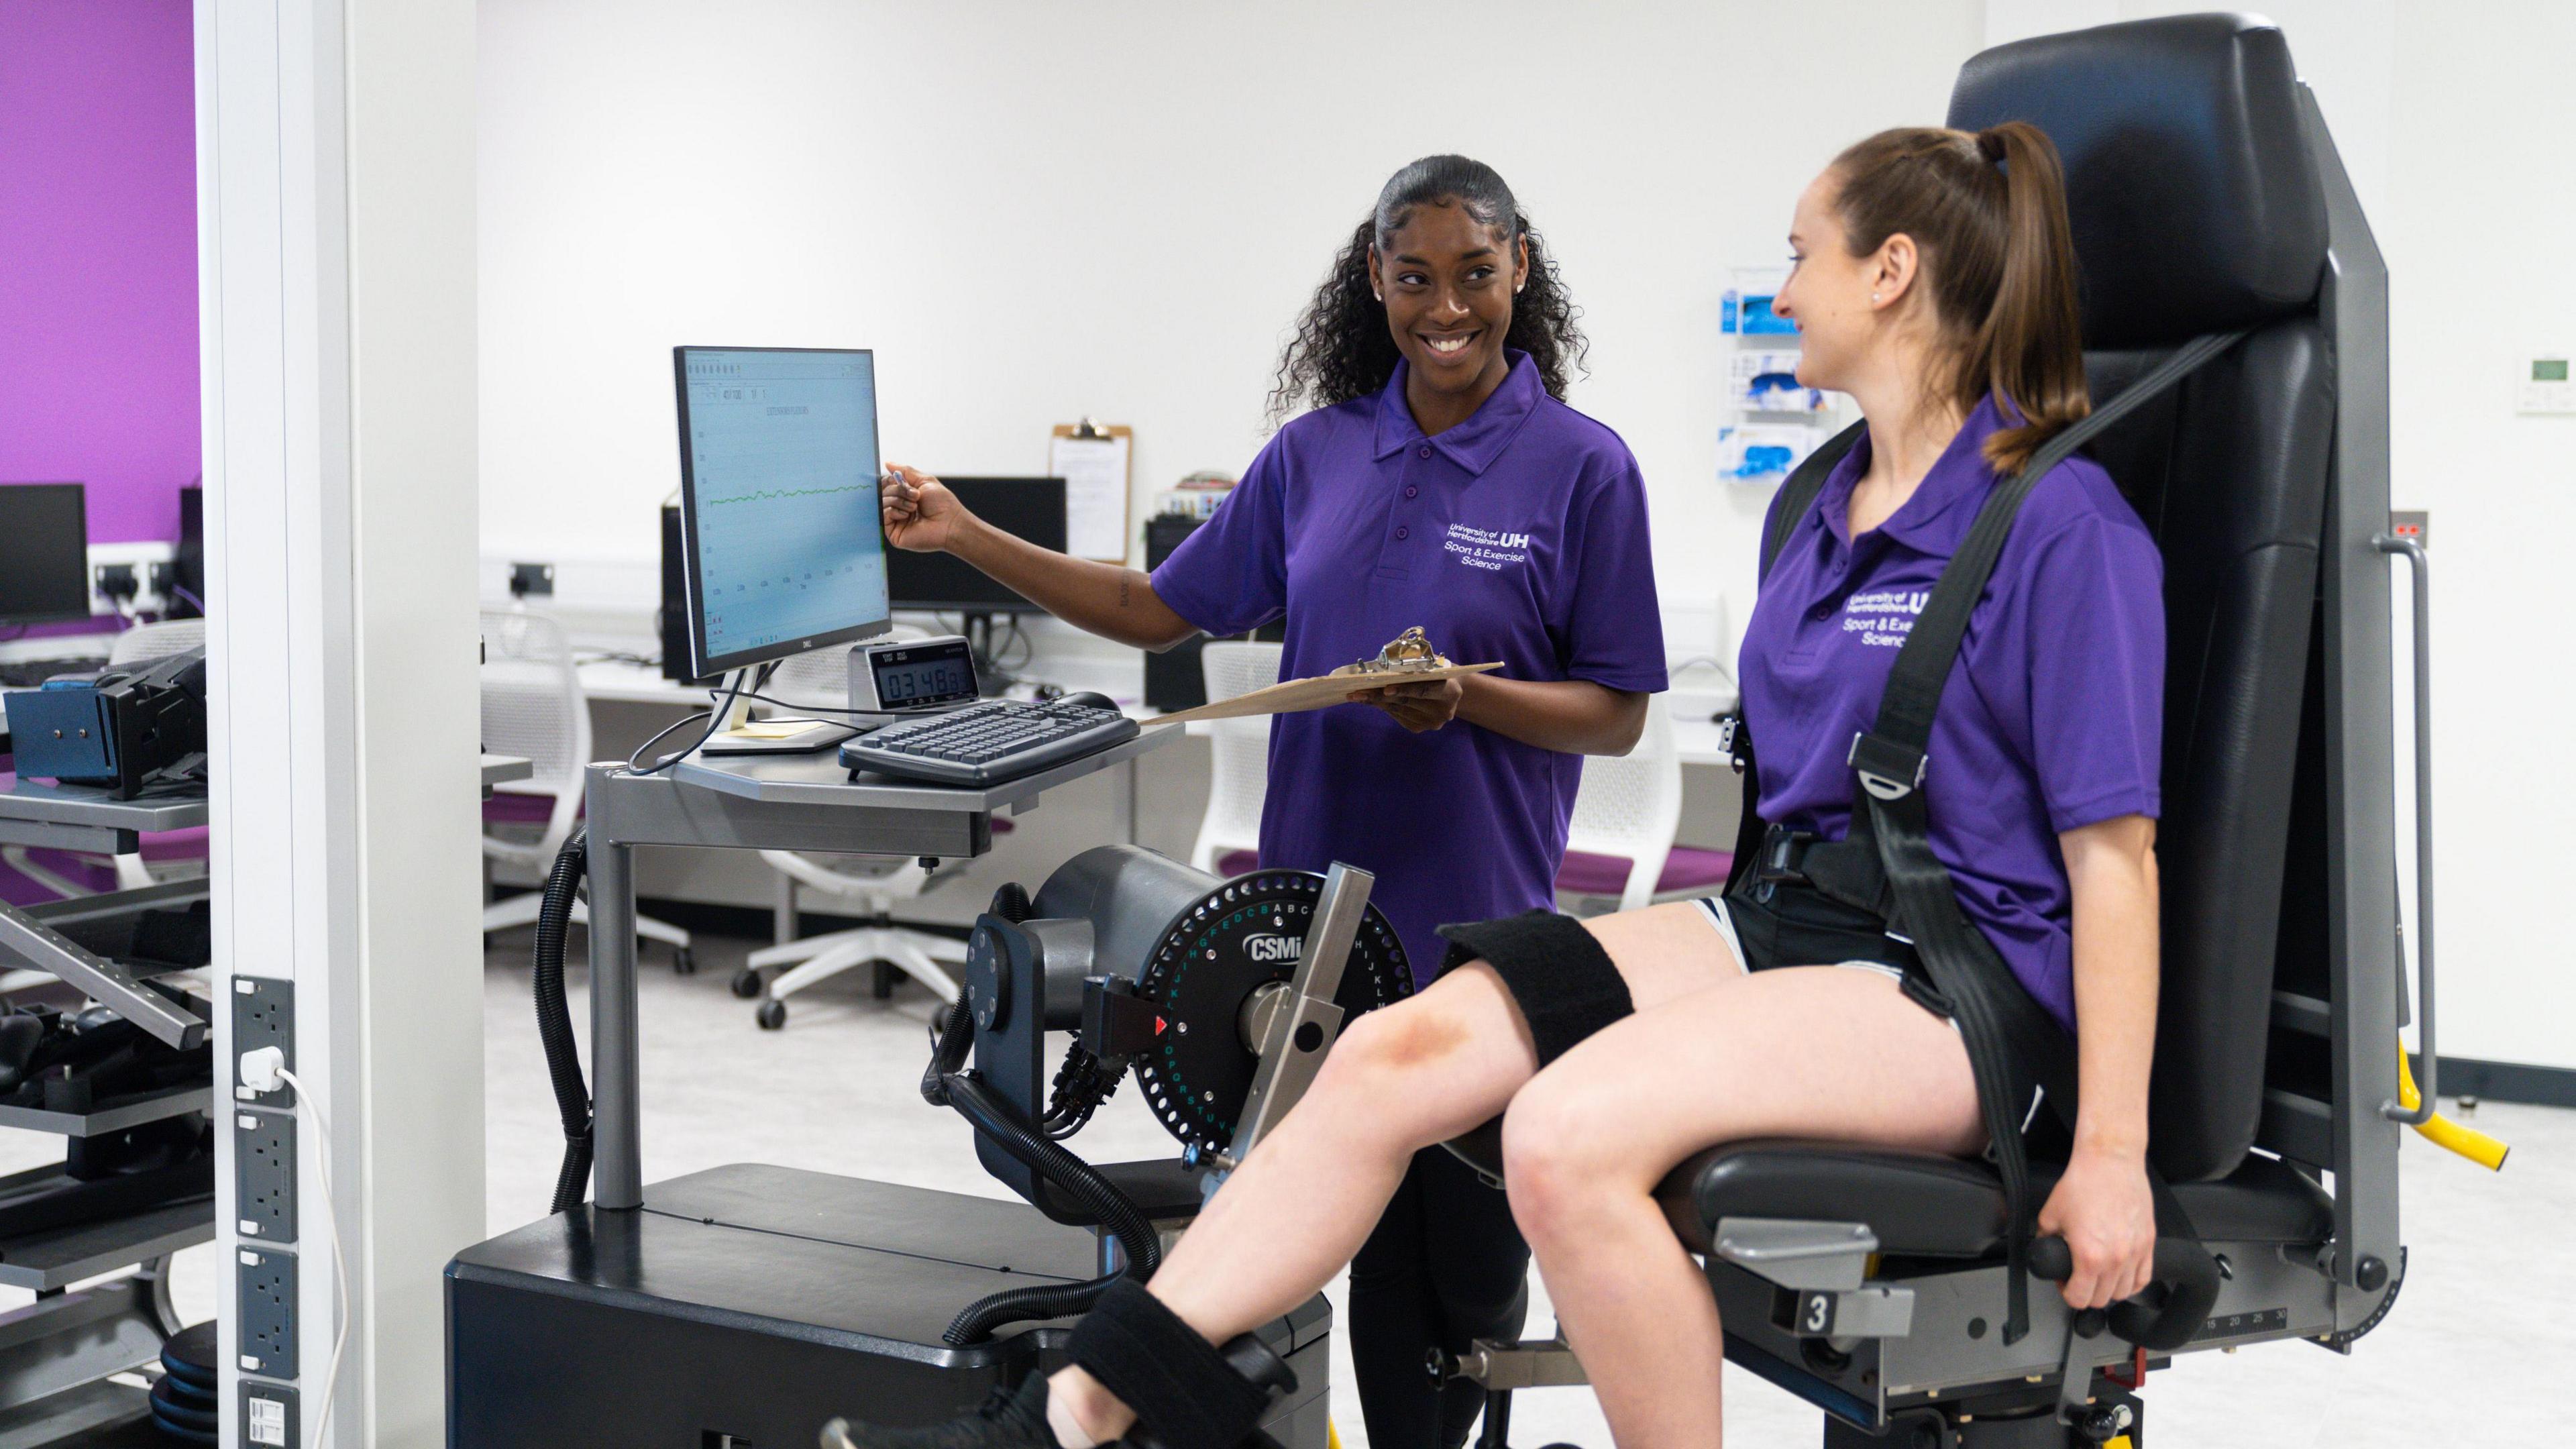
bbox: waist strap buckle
[1848,732,1927,802]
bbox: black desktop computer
[1142,512,1283,712]
[889,476,1065,690]
[0,483,92,627]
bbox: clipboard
[1049,418,1134,563]
[1146,661,1504,726]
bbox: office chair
[1553,695,1733,914]
[1188,641,1282,877]
[733,637,974,1030]
[1442,17,2422,1447]
[480,608,694,971]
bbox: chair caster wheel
[674,947,698,976]
[730,968,763,999]
[757,999,788,1030]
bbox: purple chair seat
[484,791,560,826]
[1555,845,1735,901]
[139,826,210,863]
[1216,849,1260,878]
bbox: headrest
[1948,13,2327,349]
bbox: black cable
[938,1072,1163,1345]
[624,673,753,775]
[531,830,594,1214]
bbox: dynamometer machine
[447,716,1407,1449]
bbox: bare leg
[1503,921,1982,1449]
[1055,907,1741,1442]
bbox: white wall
[484,1,2570,1074]
[2383,2,2576,1072]
[478,0,1985,647]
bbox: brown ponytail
[1828,121,2090,475]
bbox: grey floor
[0,924,2553,1446]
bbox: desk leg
[588,839,644,1210]
[1119,757,1138,846]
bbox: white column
[198,1,480,1443]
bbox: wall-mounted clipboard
[1049,419,1134,562]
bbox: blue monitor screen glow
[674,345,891,675]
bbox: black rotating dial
[1131,871,1413,1152]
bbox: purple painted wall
[0,0,199,547]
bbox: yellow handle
[1328,1420,1344,1449]
[2398,1046,2509,1171]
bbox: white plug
[238,1046,286,1096]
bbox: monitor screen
[674,346,891,676]
[888,477,1068,613]
[0,484,91,626]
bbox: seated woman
[832,121,2163,1449]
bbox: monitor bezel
[0,482,93,627]
[672,345,893,678]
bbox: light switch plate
[2520,356,2574,415]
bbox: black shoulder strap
[1725,421,1870,896]
[1759,421,1868,583]
[1846,329,2246,1345]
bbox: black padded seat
[1658,1143,2330,1260]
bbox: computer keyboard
[839,698,1140,788]
[0,657,106,689]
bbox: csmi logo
[1244,934,1303,964]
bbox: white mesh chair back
[109,619,205,667]
[480,608,590,857]
[1190,641,1283,873]
[1562,694,1683,911]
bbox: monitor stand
[961,612,1011,696]
[698,664,865,756]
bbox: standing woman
[877,154,1666,1448]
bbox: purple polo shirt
[1739,395,2163,1031]
[1152,352,1667,986]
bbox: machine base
[446,1165,1330,1449]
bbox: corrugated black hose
[934,883,1163,1345]
[533,830,594,1216]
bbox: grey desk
[482,752,533,798]
[582,730,1177,1209]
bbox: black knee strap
[1069,1279,1289,1449]
[1436,910,1633,1068]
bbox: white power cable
[239,1049,349,1444]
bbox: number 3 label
[1804,1293,1834,1334]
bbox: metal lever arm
[1225,863,1373,1163]
[0,900,206,1049]
[2374,532,2436,1124]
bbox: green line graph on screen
[681,347,890,662]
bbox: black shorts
[1435,883,1950,1070]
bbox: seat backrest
[109,619,206,667]
[480,608,590,796]
[1563,696,1683,912]
[1951,15,2334,1183]
[1191,641,1282,872]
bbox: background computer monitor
[0,484,91,626]
[673,345,891,678]
[887,477,1068,614]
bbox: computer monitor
[887,477,1068,614]
[0,483,91,626]
[673,345,891,678]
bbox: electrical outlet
[234,1110,297,1242]
[231,977,294,1108]
[241,1381,300,1448]
[83,541,175,616]
[236,1246,298,1378]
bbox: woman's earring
[1870,292,1882,304]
